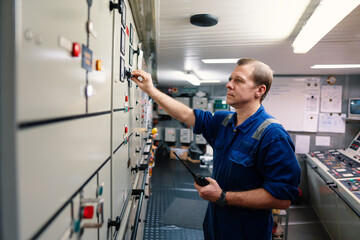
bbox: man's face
[226,64,259,108]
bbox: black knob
[109,1,122,13]
[131,166,139,172]
[108,216,121,231]
[124,69,131,78]
[133,48,140,55]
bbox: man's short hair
[237,58,273,102]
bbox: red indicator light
[126,26,129,36]
[72,42,80,57]
[125,95,128,102]
[83,206,94,219]
[125,126,128,133]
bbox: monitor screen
[348,98,360,118]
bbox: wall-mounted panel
[18,1,88,121]
[113,111,130,151]
[17,115,110,239]
[77,177,98,240]
[112,1,129,110]
[87,0,114,113]
[112,145,131,218]
[37,205,72,240]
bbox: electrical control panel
[13,0,152,239]
[180,128,191,143]
[165,127,176,142]
[175,97,191,107]
[193,97,208,110]
[340,179,360,200]
[309,150,360,179]
[347,131,360,153]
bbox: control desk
[305,130,360,207]
[309,150,360,200]
[303,130,360,239]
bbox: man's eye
[228,77,232,82]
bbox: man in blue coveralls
[131,58,301,240]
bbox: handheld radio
[173,152,209,187]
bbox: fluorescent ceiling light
[293,0,360,54]
[184,72,201,86]
[201,59,238,64]
[199,80,221,84]
[311,64,360,69]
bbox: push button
[72,42,80,57]
[96,60,102,71]
[82,206,94,219]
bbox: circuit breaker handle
[109,1,122,14]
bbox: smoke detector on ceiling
[190,14,218,27]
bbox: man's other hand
[194,177,222,203]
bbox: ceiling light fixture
[184,72,201,86]
[190,14,218,27]
[292,0,360,54]
[311,64,360,69]
[200,80,221,83]
[201,58,238,64]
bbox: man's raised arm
[131,70,195,127]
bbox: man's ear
[255,85,266,98]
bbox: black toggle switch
[109,1,122,14]
[124,68,133,87]
[108,216,121,231]
[124,68,133,79]
[133,48,140,55]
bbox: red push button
[125,126,128,133]
[82,206,94,219]
[72,42,80,57]
[125,95,128,102]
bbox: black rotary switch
[109,1,121,14]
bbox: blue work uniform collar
[228,105,265,133]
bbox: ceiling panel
[156,0,360,86]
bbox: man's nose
[226,81,233,89]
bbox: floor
[143,156,332,240]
